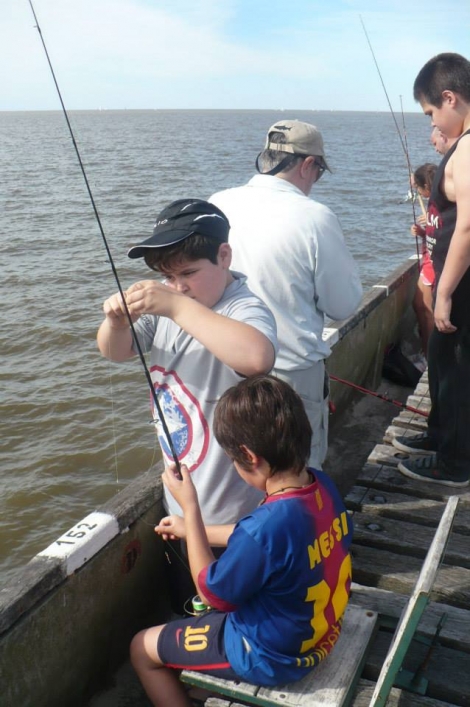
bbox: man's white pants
[274,360,329,470]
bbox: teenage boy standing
[393,53,470,488]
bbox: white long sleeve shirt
[210,175,363,370]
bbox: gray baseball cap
[264,120,331,172]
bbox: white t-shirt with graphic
[133,274,278,525]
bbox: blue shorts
[157,610,239,679]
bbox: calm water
[1,109,435,585]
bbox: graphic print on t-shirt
[425,201,441,258]
[150,365,210,471]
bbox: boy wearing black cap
[97,199,277,599]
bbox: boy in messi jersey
[130,375,353,706]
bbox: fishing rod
[400,94,428,217]
[400,95,424,262]
[330,374,429,418]
[360,16,421,263]
[27,0,181,474]
[359,16,411,165]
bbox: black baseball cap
[128,199,230,259]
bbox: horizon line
[0,107,425,114]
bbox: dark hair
[413,163,438,191]
[213,374,312,475]
[144,234,224,272]
[257,132,305,174]
[414,53,470,106]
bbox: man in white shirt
[210,120,363,469]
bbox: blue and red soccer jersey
[199,468,353,685]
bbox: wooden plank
[418,370,428,384]
[406,396,432,413]
[353,679,458,707]
[363,632,470,707]
[256,606,377,707]
[346,487,470,536]
[358,461,470,501]
[201,674,463,707]
[368,443,415,467]
[351,544,470,610]
[183,607,378,707]
[368,497,459,707]
[383,425,431,445]
[391,412,428,432]
[345,486,470,536]
[413,382,430,397]
[181,671,258,700]
[353,464,470,503]
[351,511,470,568]
[397,493,458,593]
[349,583,470,654]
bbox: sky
[2,0,469,112]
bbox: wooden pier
[345,370,470,707]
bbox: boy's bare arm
[173,302,275,375]
[205,524,235,546]
[184,507,217,603]
[434,135,470,332]
[97,291,137,361]
[125,280,275,375]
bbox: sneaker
[397,454,469,488]
[392,432,437,455]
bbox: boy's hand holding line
[102,291,137,329]
[102,279,188,328]
[161,463,214,604]
[125,280,187,319]
[155,514,186,542]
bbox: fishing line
[400,95,422,263]
[107,365,120,484]
[28,0,180,473]
[360,16,410,161]
[360,16,421,262]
